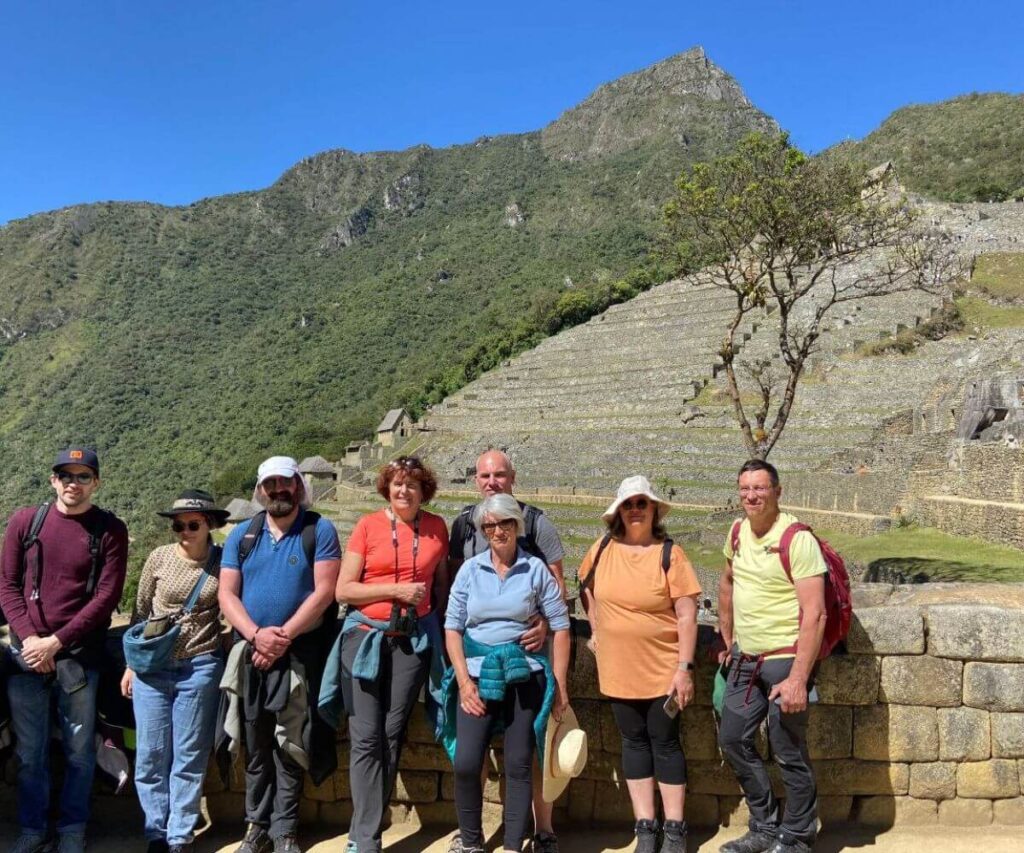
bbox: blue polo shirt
[221,509,341,628]
[445,546,569,677]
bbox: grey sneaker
[446,838,483,853]
[56,835,85,853]
[10,834,51,853]
[530,832,560,853]
[271,836,301,853]
[234,825,272,853]
[634,819,659,853]
[659,820,687,853]
[720,830,777,853]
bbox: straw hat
[542,705,589,803]
[601,474,672,523]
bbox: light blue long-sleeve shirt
[445,546,570,677]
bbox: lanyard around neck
[389,509,420,583]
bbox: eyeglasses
[739,486,774,495]
[621,498,650,511]
[56,471,95,485]
[172,520,205,533]
[481,519,518,534]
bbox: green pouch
[712,662,729,716]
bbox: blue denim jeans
[132,652,224,844]
[7,667,100,835]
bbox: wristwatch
[677,661,695,672]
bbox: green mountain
[0,47,778,553]
[827,92,1024,202]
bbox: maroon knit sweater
[0,504,128,648]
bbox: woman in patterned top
[120,490,230,853]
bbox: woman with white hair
[442,493,571,853]
[579,476,701,853]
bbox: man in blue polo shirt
[218,456,341,853]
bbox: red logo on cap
[70,450,84,460]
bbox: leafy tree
[663,132,960,459]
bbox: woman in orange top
[335,457,450,853]
[579,475,701,853]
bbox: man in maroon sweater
[1,448,128,853]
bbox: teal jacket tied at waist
[317,608,445,734]
[438,633,555,763]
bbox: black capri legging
[610,697,687,785]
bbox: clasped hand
[21,634,60,673]
[252,625,291,670]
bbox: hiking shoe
[446,838,483,853]
[56,835,85,853]
[634,819,659,853]
[146,842,169,853]
[9,834,51,853]
[234,825,272,853]
[272,836,301,853]
[720,830,777,853]
[659,820,687,853]
[530,832,560,853]
[767,839,812,853]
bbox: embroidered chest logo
[288,554,300,566]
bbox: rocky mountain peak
[541,46,779,161]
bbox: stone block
[817,795,854,825]
[303,773,337,803]
[571,699,603,754]
[592,781,639,824]
[909,762,957,800]
[681,705,721,761]
[991,713,1024,758]
[567,777,596,823]
[854,705,938,762]
[399,742,453,772]
[568,648,602,700]
[814,760,909,796]
[600,703,622,755]
[938,706,991,761]
[938,798,993,826]
[440,772,500,803]
[964,663,1024,712]
[405,708,437,744]
[857,795,937,826]
[394,770,439,803]
[993,796,1024,825]
[957,760,1021,799]
[686,761,743,796]
[205,792,245,822]
[319,799,353,827]
[684,794,720,828]
[847,607,925,655]
[928,605,1024,662]
[718,795,750,827]
[578,750,622,783]
[808,705,852,759]
[850,583,894,609]
[298,796,319,825]
[816,655,881,706]
[879,655,962,707]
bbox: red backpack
[730,519,852,659]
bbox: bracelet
[677,661,695,672]
[252,627,261,643]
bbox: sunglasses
[621,498,650,511]
[388,456,424,471]
[56,471,95,485]
[172,520,206,533]
[481,519,518,535]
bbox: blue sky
[1,1,1020,224]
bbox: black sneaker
[767,839,812,853]
[659,820,687,853]
[234,825,272,853]
[530,832,560,853]
[634,819,660,853]
[272,836,301,853]
[720,830,777,853]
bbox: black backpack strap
[237,511,267,567]
[661,538,673,574]
[521,503,542,557]
[22,502,52,602]
[580,533,613,595]
[84,509,110,596]
[301,510,321,567]
[448,504,476,563]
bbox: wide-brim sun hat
[542,705,588,803]
[602,474,672,523]
[251,455,312,507]
[156,489,231,528]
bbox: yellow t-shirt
[722,512,826,657]
[578,538,702,700]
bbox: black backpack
[21,501,110,602]
[579,534,674,596]
[450,500,545,564]
[236,510,321,568]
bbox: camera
[388,602,418,635]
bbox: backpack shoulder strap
[84,508,111,596]
[777,522,813,585]
[237,511,267,567]
[23,502,52,549]
[580,533,613,594]
[522,502,541,541]
[661,537,673,573]
[301,510,321,567]
[729,519,743,560]
[21,502,52,601]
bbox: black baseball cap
[52,448,100,475]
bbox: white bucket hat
[252,455,312,508]
[602,474,672,523]
[542,705,588,803]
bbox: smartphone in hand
[663,693,680,719]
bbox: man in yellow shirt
[716,460,827,853]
